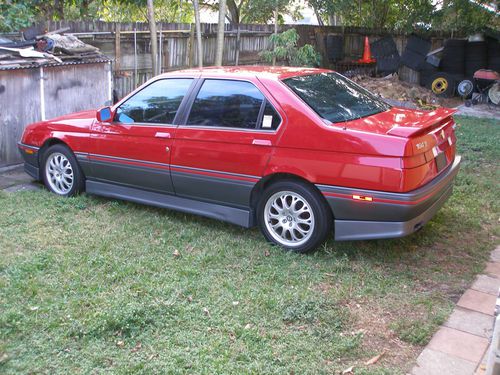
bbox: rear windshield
[283,72,390,123]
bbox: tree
[309,0,435,31]
[146,0,158,75]
[193,0,203,67]
[215,0,227,66]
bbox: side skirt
[86,180,254,228]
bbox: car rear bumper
[18,142,40,180]
[317,155,461,241]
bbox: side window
[259,101,281,130]
[187,79,264,129]
[115,78,192,124]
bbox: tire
[405,35,431,56]
[370,37,399,59]
[326,34,344,62]
[401,49,426,71]
[257,180,332,254]
[42,144,85,197]
[428,72,456,98]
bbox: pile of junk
[326,29,500,107]
[0,25,106,68]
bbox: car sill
[85,180,253,228]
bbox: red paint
[20,66,457,194]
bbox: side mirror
[97,107,113,123]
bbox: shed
[0,59,112,168]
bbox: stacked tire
[401,35,431,70]
[370,37,400,75]
[440,39,466,76]
[465,41,488,77]
[487,38,500,72]
[326,34,344,62]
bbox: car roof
[158,66,333,80]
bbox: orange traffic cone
[358,36,376,64]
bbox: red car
[18,67,461,253]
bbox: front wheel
[257,180,332,253]
[42,144,84,197]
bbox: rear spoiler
[387,108,457,138]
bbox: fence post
[114,23,121,73]
[188,25,195,68]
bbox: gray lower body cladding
[318,155,461,241]
[86,180,254,228]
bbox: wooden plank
[114,23,121,72]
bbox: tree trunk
[215,0,227,66]
[193,0,203,68]
[146,0,158,76]
[272,6,278,66]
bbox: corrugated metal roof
[0,57,112,71]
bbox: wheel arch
[249,172,333,222]
[38,138,84,180]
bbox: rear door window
[187,79,264,129]
[115,78,193,124]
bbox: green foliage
[99,0,193,22]
[260,28,321,67]
[309,0,498,33]
[433,0,500,34]
[0,0,193,30]
[0,1,37,32]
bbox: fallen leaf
[365,350,386,365]
[116,340,125,348]
[203,307,211,317]
[30,306,39,311]
[264,249,271,257]
[187,295,193,302]
[173,249,181,257]
[342,366,354,374]
[148,353,159,360]
[244,323,252,329]
[131,341,142,353]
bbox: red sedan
[18,67,461,253]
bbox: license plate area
[435,152,447,172]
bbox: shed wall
[0,62,111,167]
[0,69,41,167]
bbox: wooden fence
[35,21,452,98]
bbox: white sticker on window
[262,115,273,129]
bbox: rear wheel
[257,180,332,253]
[42,144,84,197]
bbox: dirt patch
[342,298,423,373]
[353,74,463,110]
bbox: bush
[260,28,321,67]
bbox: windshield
[283,72,390,123]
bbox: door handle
[252,139,272,146]
[155,132,171,138]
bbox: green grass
[0,116,498,374]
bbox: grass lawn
[1,116,498,374]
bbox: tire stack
[465,41,488,77]
[424,39,467,97]
[487,38,500,72]
[326,34,344,62]
[419,61,438,87]
[401,35,431,70]
[370,36,400,75]
[440,39,466,76]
